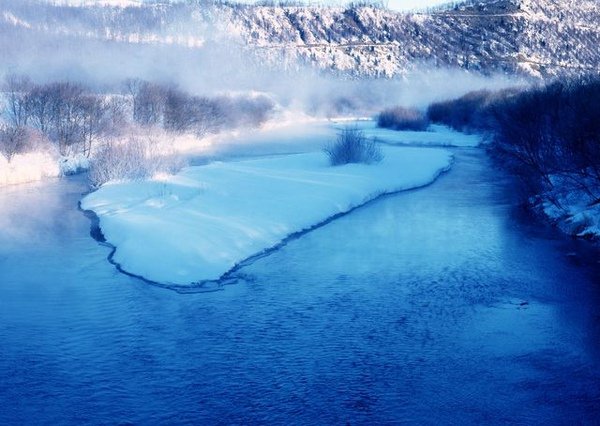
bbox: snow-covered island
[82,145,452,286]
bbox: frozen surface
[82,146,452,285]
[0,152,92,187]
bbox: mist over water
[1,30,522,114]
[0,0,524,114]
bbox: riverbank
[534,187,600,243]
[424,81,600,245]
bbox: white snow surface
[540,176,600,239]
[0,152,94,187]
[0,152,60,187]
[82,146,452,285]
[59,154,91,176]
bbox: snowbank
[59,154,91,176]
[0,152,94,187]
[539,181,600,240]
[0,152,60,187]
[82,146,452,286]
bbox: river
[0,147,599,424]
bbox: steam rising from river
[0,3,523,116]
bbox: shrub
[490,78,600,194]
[88,137,184,188]
[0,125,28,162]
[427,90,496,133]
[377,106,429,131]
[324,127,383,166]
[125,80,275,136]
[423,77,600,202]
[212,94,275,131]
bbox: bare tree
[123,78,143,122]
[0,125,28,163]
[125,79,167,126]
[189,96,226,136]
[163,87,193,133]
[105,96,128,134]
[79,95,112,158]
[27,83,53,134]
[44,82,87,155]
[4,74,33,127]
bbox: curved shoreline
[79,161,453,293]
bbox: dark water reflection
[0,149,598,424]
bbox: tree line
[426,76,600,203]
[0,75,275,163]
[0,75,124,161]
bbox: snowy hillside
[0,0,598,78]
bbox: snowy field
[82,146,453,286]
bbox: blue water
[1,149,599,424]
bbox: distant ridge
[0,0,598,78]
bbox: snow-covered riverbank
[0,117,478,188]
[82,146,452,286]
[0,152,60,187]
[538,185,600,242]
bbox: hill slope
[0,0,598,78]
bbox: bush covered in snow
[377,107,429,131]
[324,127,383,166]
[0,125,28,162]
[88,137,185,188]
[0,151,59,186]
[0,73,278,187]
[59,154,91,176]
